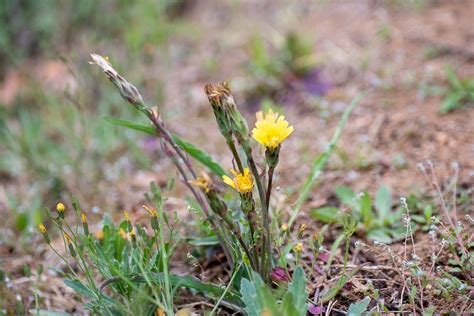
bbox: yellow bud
[64,233,72,245]
[143,205,157,218]
[56,202,65,213]
[281,223,288,232]
[294,242,303,253]
[38,223,47,234]
[81,212,87,224]
[299,224,306,234]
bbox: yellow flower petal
[252,109,293,150]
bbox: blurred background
[0,0,473,312]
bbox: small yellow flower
[129,227,136,238]
[143,205,157,218]
[38,223,47,234]
[294,242,303,253]
[56,202,65,213]
[81,212,87,224]
[222,167,253,194]
[119,228,127,239]
[189,172,212,193]
[252,109,293,150]
[281,223,288,232]
[123,211,130,222]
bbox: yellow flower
[189,172,212,193]
[252,109,293,150]
[222,168,253,194]
[56,202,65,213]
[129,227,136,238]
[81,212,87,224]
[281,223,288,232]
[294,242,303,253]
[38,223,47,234]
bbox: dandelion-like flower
[81,213,87,224]
[222,168,253,194]
[252,109,293,150]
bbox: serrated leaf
[347,297,370,316]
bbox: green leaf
[360,191,373,228]
[347,297,370,316]
[104,117,225,177]
[325,234,345,270]
[367,228,392,244]
[422,305,436,316]
[289,92,366,227]
[440,92,464,113]
[172,134,225,177]
[335,186,359,210]
[310,207,340,223]
[375,186,391,224]
[320,269,358,302]
[64,279,95,299]
[240,278,261,316]
[188,235,220,246]
[287,267,308,316]
[240,272,278,316]
[28,310,71,316]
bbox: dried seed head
[90,53,145,110]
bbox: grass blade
[289,92,366,227]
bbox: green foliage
[347,297,370,316]
[311,185,405,243]
[240,267,308,316]
[290,92,366,227]
[439,66,474,113]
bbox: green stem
[244,146,270,282]
[227,139,244,173]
